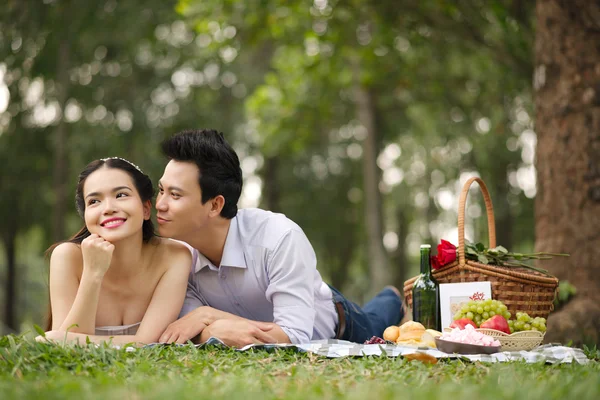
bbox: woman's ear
[209,195,225,217]
[143,200,152,220]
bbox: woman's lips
[101,218,126,228]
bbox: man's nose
[156,193,167,211]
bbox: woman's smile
[101,217,127,228]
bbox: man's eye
[171,193,181,199]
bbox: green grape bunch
[508,312,547,334]
[453,299,511,327]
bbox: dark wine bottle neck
[420,248,431,275]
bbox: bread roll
[383,326,400,342]
[397,321,426,341]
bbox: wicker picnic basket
[403,177,559,319]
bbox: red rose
[430,255,441,270]
[437,240,457,266]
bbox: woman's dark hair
[161,129,243,219]
[45,158,156,330]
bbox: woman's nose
[102,198,118,213]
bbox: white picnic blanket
[188,338,591,364]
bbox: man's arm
[264,229,317,344]
[161,271,291,345]
[161,303,291,344]
[161,228,316,346]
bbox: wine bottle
[412,244,441,331]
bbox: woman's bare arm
[49,243,102,333]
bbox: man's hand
[199,319,278,348]
[159,307,215,344]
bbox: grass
[1,335,599,400]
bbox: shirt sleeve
[178,275,209,318]
[264,229,317,344]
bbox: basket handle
[458,177,497,265]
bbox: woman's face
[82,167,150,243]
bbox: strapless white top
[95,322,141,336]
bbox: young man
[157,129,404,347]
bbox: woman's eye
[116,192,128,198]
[171,193,181,199]
[87,199,99,206]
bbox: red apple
[449,318,478,330]
[479,315,511,334]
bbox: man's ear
[209,195,225,217]
[143,200,152,220]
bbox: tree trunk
[3,232,17,332]
[491,178,513,251]
[52,38,70,242]
[353,82,389,296]
[328,234,356,294]
[534,0,600,346]
[392,206,409,291]
[262,156,281,212]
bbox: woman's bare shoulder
[49,242,83,273]
[50,242,82,261]
[152,238,193,269]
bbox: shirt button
[220,274,226,280]
[234,301,240,305]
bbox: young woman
[38,157,192,345]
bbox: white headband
[101,157,144,174]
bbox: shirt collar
[194,216,247,272]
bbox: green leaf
[494,246,508,254]
[466,247,478,255]
[33,325,45,337]
[478,254,489,264]
[476,242,486,252]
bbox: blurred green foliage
[0,0,539,332]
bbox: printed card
[439,282,492,329]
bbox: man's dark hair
[161,129,243,219]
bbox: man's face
[156,160,212,241]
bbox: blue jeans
[329,285,404,343]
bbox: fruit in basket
[449,318,478,330]
[453,299,511,327]
[479,315,511,334]
[509,312,547,333]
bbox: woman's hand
[81,234,114,277]
[36,330,66,343]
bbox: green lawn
[1,335,599,400]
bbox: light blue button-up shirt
[179,208,338,344]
